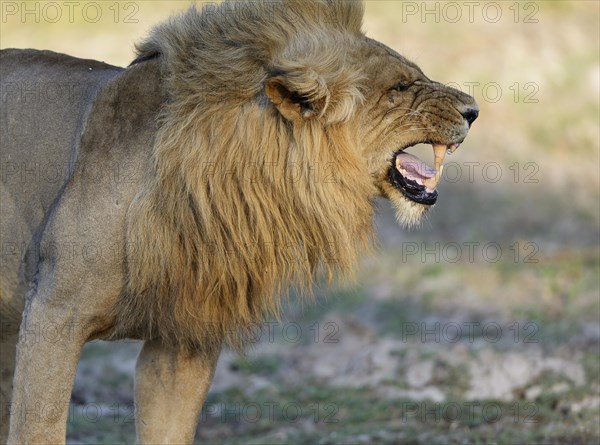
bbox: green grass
[193,382,600,445]
[67,404,136,444]
[230,355,281,375]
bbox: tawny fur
[114,0,375,351]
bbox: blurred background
[2,1,599,443]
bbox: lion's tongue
[396,153,436,181]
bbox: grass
[193,382,600,445]
[230,355,282,376]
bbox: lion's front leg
[135,339,221,444]
[0,315,20,443]
[7,298,86,445]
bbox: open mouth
[388,143,459,205]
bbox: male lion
[0,0,478,443]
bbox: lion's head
[356,39,478,226]
[117,0,478,350]
[262,32,479,227]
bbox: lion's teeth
[423,165,444,190]
[432,144,447,172]
[433,164,443,188]
[395,157,405,175]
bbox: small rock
[406,360,434,388]
[571,396,600,413]
[548,382,570,394]
[376,385,445,402]
[525,385,543,400]
[541,358,586,386]
[465,350,586,401]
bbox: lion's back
[1,49,123,216]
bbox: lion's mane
[113,0,376,351]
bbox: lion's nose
[461,107,479,126]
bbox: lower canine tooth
[423,165,444,190]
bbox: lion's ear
[264,71,330,122]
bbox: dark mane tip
[129,50,161,67]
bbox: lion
[0,0,478,443]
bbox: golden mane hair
[113,0,376,351]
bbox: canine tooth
[423,165,444,190]
[423,177,434,189]
[434,164,444,187]
[432,144,447,171]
